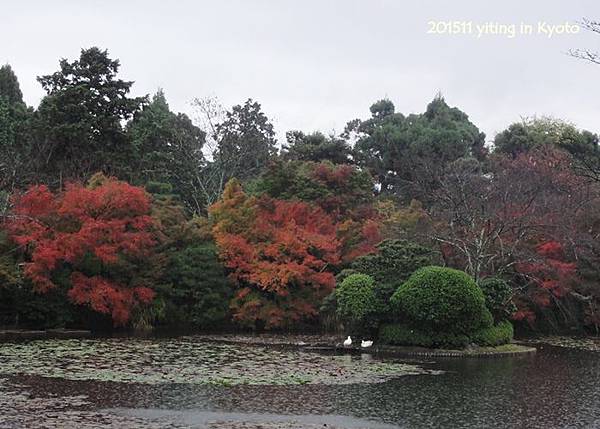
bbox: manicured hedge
[472,321,514,346]
[391,266,491,336]
[379,321,514,349]
[379,323,470,349]
[335,240,435,323]
[336,274,383,330]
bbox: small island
[330,260,532,356]
[1,6,599,428]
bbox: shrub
[391,266,491,336]
[379,323,470,349]
[478,277,517,322]
[338,239,435,322]
[145,181,173,195]
[161,243,233,328]
[336,274,384,331]
[472,321,514,346]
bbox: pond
[0,335,598,428]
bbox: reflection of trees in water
[4,343,600,428]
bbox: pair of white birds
[344,336,373,348]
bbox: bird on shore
[361,340,373,348]
[343,336,352,347]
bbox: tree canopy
[349,95,486,202]
[34,47,146,185]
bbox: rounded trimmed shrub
[391,266,491,336]
[346,239,435,319]
[472,321,514,346]
[336,273,384,330]
[379,323,470,349]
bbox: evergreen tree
[0,64,31,198]
[214,99,277,182]
[0,64,24,105]
[127,90,206,212]
[34,47,146,185]
[283,131,352,164]
[349,96,485,203]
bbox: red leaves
[512,309,536,325]
[68,273,155,325]
[5,176,157,325]
[11,185,56,218]
[312,163,353,185]
[537,241,565,260]
[532,241,577,300]
[513,239,578,324]
[211,180,343,329]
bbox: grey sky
[3,0,600,143]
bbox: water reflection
[1,340,599,428]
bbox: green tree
[0,64,24,105]
[283,131,352,164]
[493,117,600,185]
[144,186,232,328]
[391,266,492,336]
[213,99,277,182]
[162,243,232,328]
[335,273,384,332]
[478,277,517,323]
[127,90,207,213]
[34,47,146,185]
[348,96,485,203]
[493,117,598,158]
[0,64,32,200]
[348,239,435,286]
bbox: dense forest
[1,47,599,336]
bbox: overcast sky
[3,0,600,143]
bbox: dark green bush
[379,323,470,349]
[336,239,435,322]
[145,181,173,195]
[472,321,514,346]
[336,274,384,331]
[160,243,233,328]
[350,239,435,287]
[391,266,491,336]
[478,277,517,322]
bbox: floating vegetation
[524,336,600,352]
[0,337,441,386]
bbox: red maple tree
[210,180,342,329]
[5,175,156,325]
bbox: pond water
[0,335,598,428]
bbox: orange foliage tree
[5,174,156,325]
[251,160,381,262]
[210,180,343,329]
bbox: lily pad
[0,337,441,386]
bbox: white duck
[343,336,352,347]
[361,340,373,348]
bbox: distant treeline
[0,47,599,333]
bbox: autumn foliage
[210,180,343,329]
[5,175,156,325]
[253,160,381,262]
